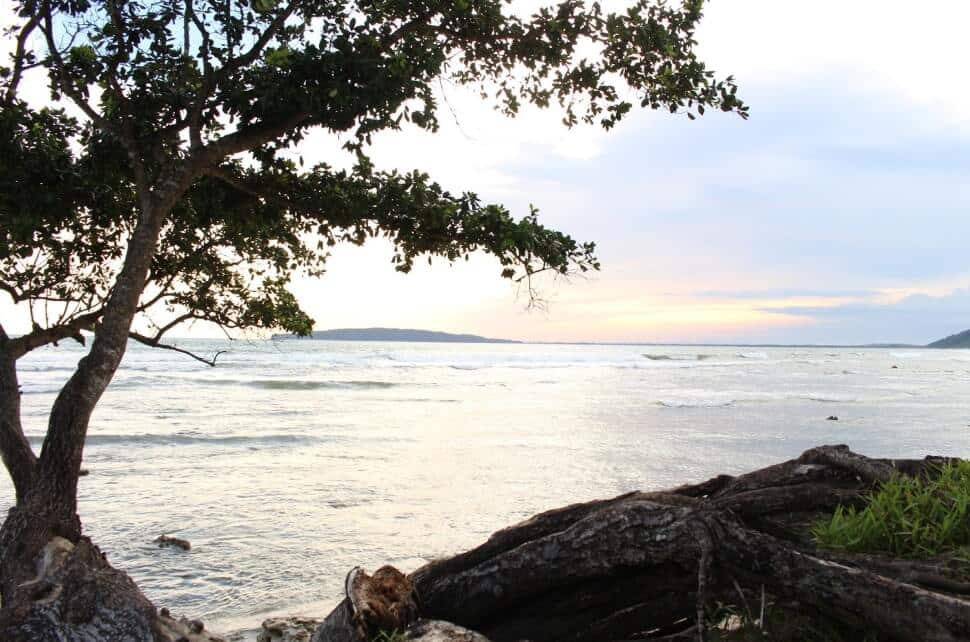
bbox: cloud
[683,289,879,301]
[697,0,970,132]
[759,287,970,345]
[491,70,970,291]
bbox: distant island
[271,327,520,343]
[928,329,970,349]
[269,327,970,347]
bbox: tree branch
[39,3,116,136]
[199,110,311,163]
[6,311,101,359]
[187,1,299,146]
[206,164,301,210]
[218,2,298,84]
[0,281,22,304]
[149,311,199,342]
[3,12,42,107]
[128,331,225,367]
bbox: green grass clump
[371,630,407,642]
[812,460,970,558]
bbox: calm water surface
[3,340,969,632]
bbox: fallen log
[315,445,970,642]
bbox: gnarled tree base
[315,445,970,642]
[0,530,226,641]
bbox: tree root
[315,444,970,642]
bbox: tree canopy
[0,2,747,627]
[0,0,746,358]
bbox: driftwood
[315,445,970,642]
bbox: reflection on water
[4,340,970,632]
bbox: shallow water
[3,340,969,632]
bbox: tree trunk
[0,354,35,505]
[0,525,228,641]
[0,197,176,636]
[315,445,970,642]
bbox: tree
[0,0,745,635]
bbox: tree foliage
[1,0,745,354]
[0,3,747,612]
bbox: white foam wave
[656,399,734,408]
[737,351,768,360]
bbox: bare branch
[150,311,199,342]
[128,331,225,367]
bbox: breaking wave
[187,378,400,390]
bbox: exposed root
[315,444,969,642]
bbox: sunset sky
[5,0,970,344]
[277,0,970,344]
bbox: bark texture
[315,445,970,642]
[0,532,229,641]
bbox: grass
[370,630,407,642]
[812,460,970,559]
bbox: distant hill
[928,329,970,349]
[271,327,519,343]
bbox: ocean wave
[27,432,328,447]
[797,394,854,403]
[656,399,734,408]
[181,378,400,390]
[448,362,585,370]
[655,391,858,408]
[17,365,78,373]
[643,354,715,362]
[737,351,768,360]
[249,379,397,390]
[20,385,64,395]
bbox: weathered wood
[315,445,969,642]
[0,535,158,641]
[715,520,970,641]
[313,566,419,642]
[0,532,228,641]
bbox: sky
[4,0,970,344]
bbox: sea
[2,340,969,634]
